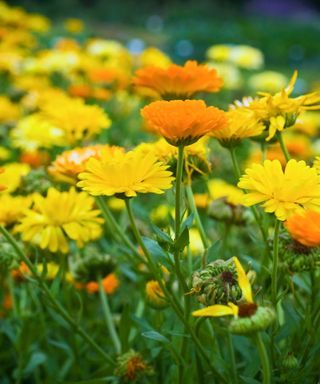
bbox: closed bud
[145,280,168,309]
[281,353,299,369]
[229,305,275,335]
[192,258,242,306]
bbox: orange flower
[286,211,320,247]
[141,99,227,146]
[11,262,30,281]
[85,274,119,294]
[49,145,124,184]
[20,151,50,167]
[133,60,223,100]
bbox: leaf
[141,331,170,344]
[180,213,194,233]
[142,237,174,269]
[207,240,222,263]
[174,226,189,252]
[151,224,173,245]
[23,352,47,375]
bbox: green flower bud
[192,258,242,306]
[208,197,252,225]
[70,245,116,282]
[114,349,153,383]
[229,305,275,335]
[281,353,299,370]
[283,240,320,272]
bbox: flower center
[238,303,258,318]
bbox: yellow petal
[233,256,253,303]
[192,304,235,317]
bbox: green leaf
[23,352,47,375]
[174,226,189,252]
[151,224,173,245]
[142,330,170,344]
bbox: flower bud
[281,352,299,369]
[145,280,168,309]
[114,349,153,382]
[229,305,275,334]
[208,197,252,225]
[192,258,242,306]
[18,167,53,195]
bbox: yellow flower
[138,47,171,69]
[64,18,84,33]
[11,113,65,151]
[208,179,245,206]
[193,257,254,318]
[141,100,227,146]
[248,71,320,140]
[40,96,111,144]
[133,60,223,99]
[77,148,174,198]
[207,62,242,90]
[0,194,32,226]
[48,145,124,184]
[0,146,10,161]
[0,96,20,124]
[145,280,167,309]
[248,71,288,93]
[15,188,103,253]
[238,159,320,221]
[0,163,30,193]
[294,111,320,136]
[210,108,264,146]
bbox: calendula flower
[15,188,103,253]
[193,257,275,334]
[141,100,227,146]
[77,148,174,198]
[11,113,65,151]
[133,60,223,99]
[210,108,264,147]
[248,71,320,141]
[64,18,84,33]
[0,194,32,226]
[286,211,320,247]
[138,47,171,69]
[49,145,124,184]
[40,96,111,144]
[85,274,119,294]
[115,350,153,382]
[238,159,320,221]
[208,179,245,206]
[0,163,30,193]
[0,96,20,124]
[248,71,288,93]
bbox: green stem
[253,332,271,384]
[185,184,209,267]
[96,197,144,263]
[229,146,271,257]
[271,220,281,306]
[98,276,122,355]
[175,145,184,238]
[0,225,115,365]
[276,131,291,162]
[124,200,227,383]
[227,331,238,384]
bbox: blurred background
[7,0,320,74]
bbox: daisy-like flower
[0,96,20,124]
[15,188,103,253]
[247,71,320,141]
[0,194,32,226]
[193,257,275,334]
[238,159,320,221]
[286,211,320,247]
[133,60,223,100]
[0,163,30,193]
[11,113,65,151]
[77,148,174,198]
[40,96,111,145]
[141,100,227,146]
[210,108,264,147]
[48,145,124,184]
[208,179,245,206]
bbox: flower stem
[96,196,144,263]
[0,225,115,365]
[227,331,238,384]
[98,276,122,355]
[185,183,209,267]
[276,131,291,162]
[271,220,281,306]
[175,145,185,238]
[124,200,227,383]
[253,332,271,384]
[229,146,271,257]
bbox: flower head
[0,195,32,226]
[210,108,264,146]
[49,145,124,184]
[15,188,103,253]
[145,280,167,309]
[77,148,174,198]
[133,60,222,100]
[141,100,227,146]
[238,159,320,221]
[286,211,320,247]
[0,163,30,193]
